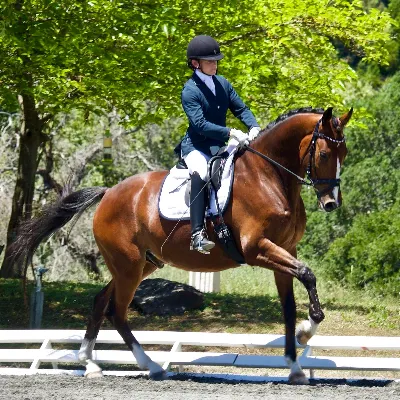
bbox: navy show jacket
[176,72,259,158]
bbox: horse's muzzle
[321,200,338,212]
[319,193,340,212]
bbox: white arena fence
[0,330,399,380]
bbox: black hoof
[149,370,167,381]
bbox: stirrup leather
[190,229,215,254]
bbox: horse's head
[301,107,353,212]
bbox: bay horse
[10,107,352,384]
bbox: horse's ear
[322,107,333,127]
[339,107,353,127]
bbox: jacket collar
[195,69,215,93]
[192,73,227,104]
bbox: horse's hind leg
[106,256,166,380]
[78,260,159,378]
[78,281,114,378]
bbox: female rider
[177,35,261,254]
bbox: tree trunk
[0,94,44,278]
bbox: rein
[245,118,346,197]
[245,146,311,186]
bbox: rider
[177,35,261,254]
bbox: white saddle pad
[158,148,237,220]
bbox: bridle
[303,117,346,198]
[245,118,346,199]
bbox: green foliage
[321,202,400,295]
[298,188,347,259]
[390,0,400,18]
[340,157,399,217]
[0,0,395,124]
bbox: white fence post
[189,272,220,293]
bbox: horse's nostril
[324,201,337,212]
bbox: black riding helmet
[187,35,224,61]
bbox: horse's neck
[254,115,317,173]
[249,115,317,200]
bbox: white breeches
[184,150,211,181]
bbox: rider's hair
[187,58,198,70]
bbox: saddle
[176,147,245,265]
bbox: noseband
[245,118,346,199]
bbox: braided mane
[265,107,325,131]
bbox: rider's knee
[185,150,209,180]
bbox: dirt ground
[1,375,399,400]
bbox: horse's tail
[9,185,108,274]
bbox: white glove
[249,126,261,141]
[228,129,249,147]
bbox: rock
[131,278,204,316]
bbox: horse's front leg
[248,238,325,384]
[273,271,308,384]
[255,238,325,328]
[282,248,322,347]
[294,267,324,346]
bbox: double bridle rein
[245,118,346,198]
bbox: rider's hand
[228,129,249,147]
[249,126,261,141]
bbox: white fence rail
[0,330,399,379]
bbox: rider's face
[192,59,218,75]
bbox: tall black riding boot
[189,172,215,254]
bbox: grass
[1,266,399,336]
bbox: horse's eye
[319,151,328,160]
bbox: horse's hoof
[84,359,103,378]
[289,371,309,385]
[149,370,167,381]
[85,370,104,379]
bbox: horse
[10,106,352,384]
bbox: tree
[321,202,400,296]
[0,0,395,277]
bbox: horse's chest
[274,210,306,248]
[278,219,300,246]
[289,210,306,245]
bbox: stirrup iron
[190,229,215,254]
